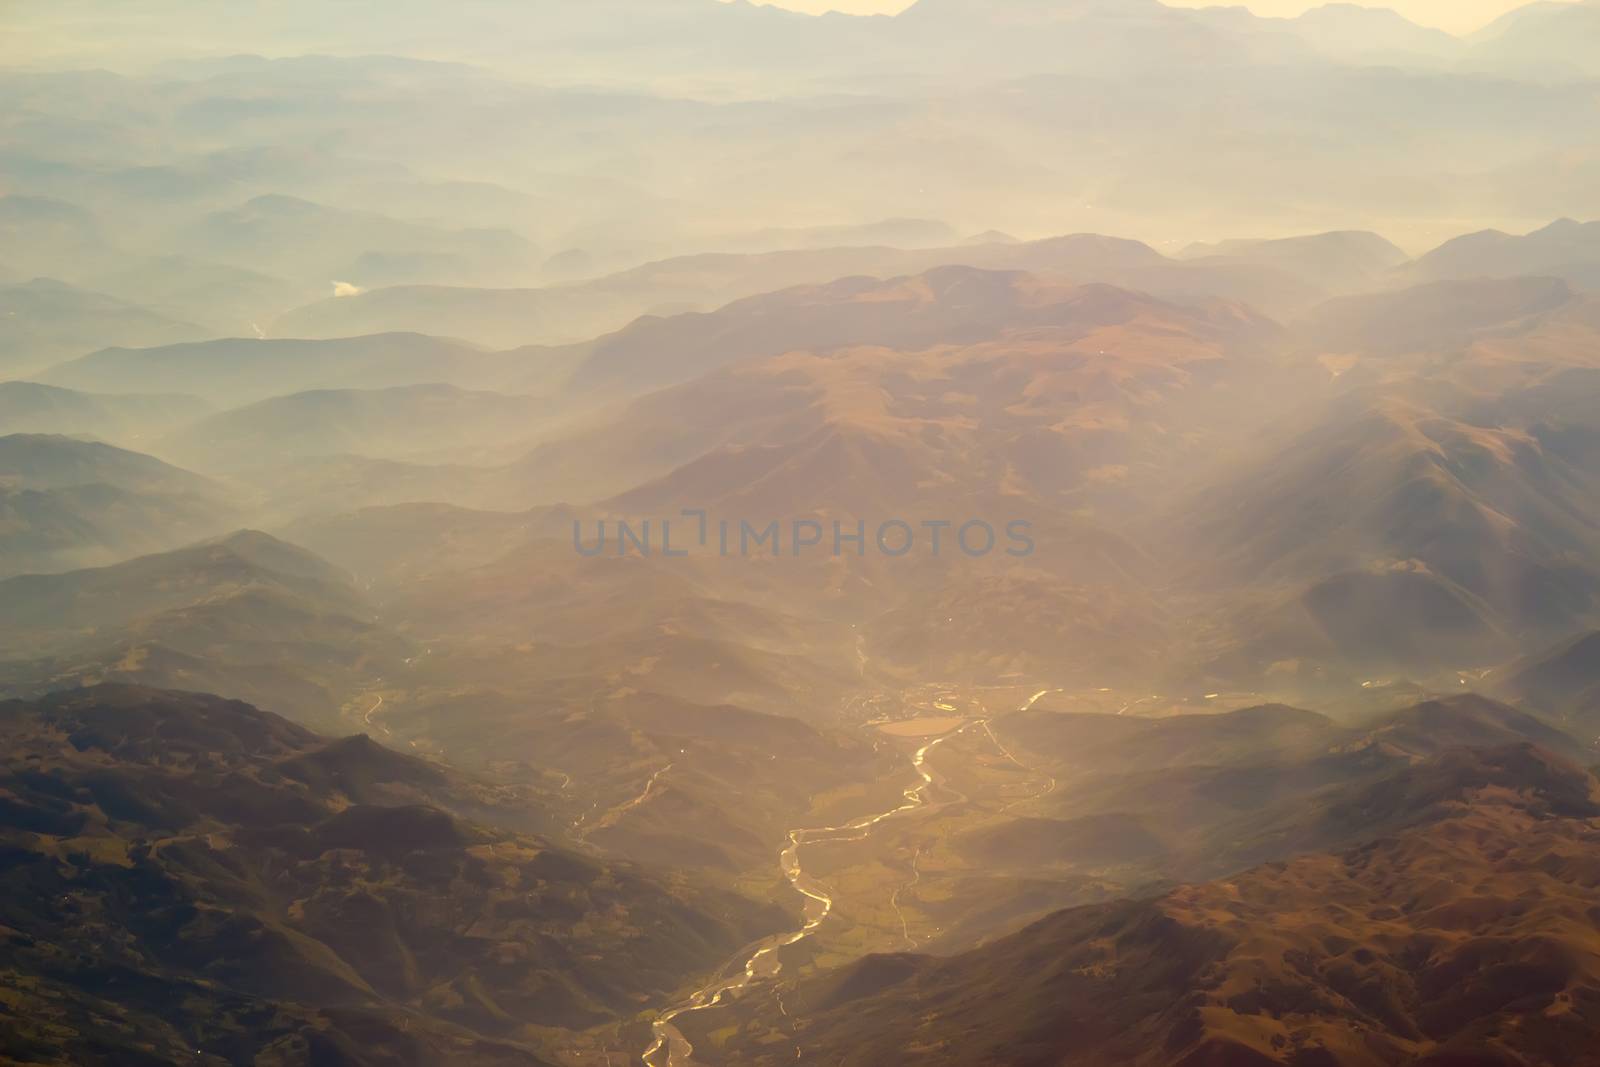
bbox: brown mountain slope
[1495,630,1600,728]
[1182,392,1600,677]
[566,267,1266,395]
[695,743,1600,1067]
[0,686,782,1066]
[892,696,1593,950]
[512,268,1293,510]
[1169,286,1600,688]
[982,696,1592,886]
[0,531,407,726]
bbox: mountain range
[0,685,781,1065]
[6,5,1600,1064]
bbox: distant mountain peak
[1533,216,1593,235]
[1299,1,1447,28]
[899,0,1158,21]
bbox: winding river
[640,716,997,1067]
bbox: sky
[751,0,1538,35]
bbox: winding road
[363,694,389,737]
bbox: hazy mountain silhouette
[0,279,207,377]
[0,381,208,440]
[1410,218,1600,289]
[0,434,239,577]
